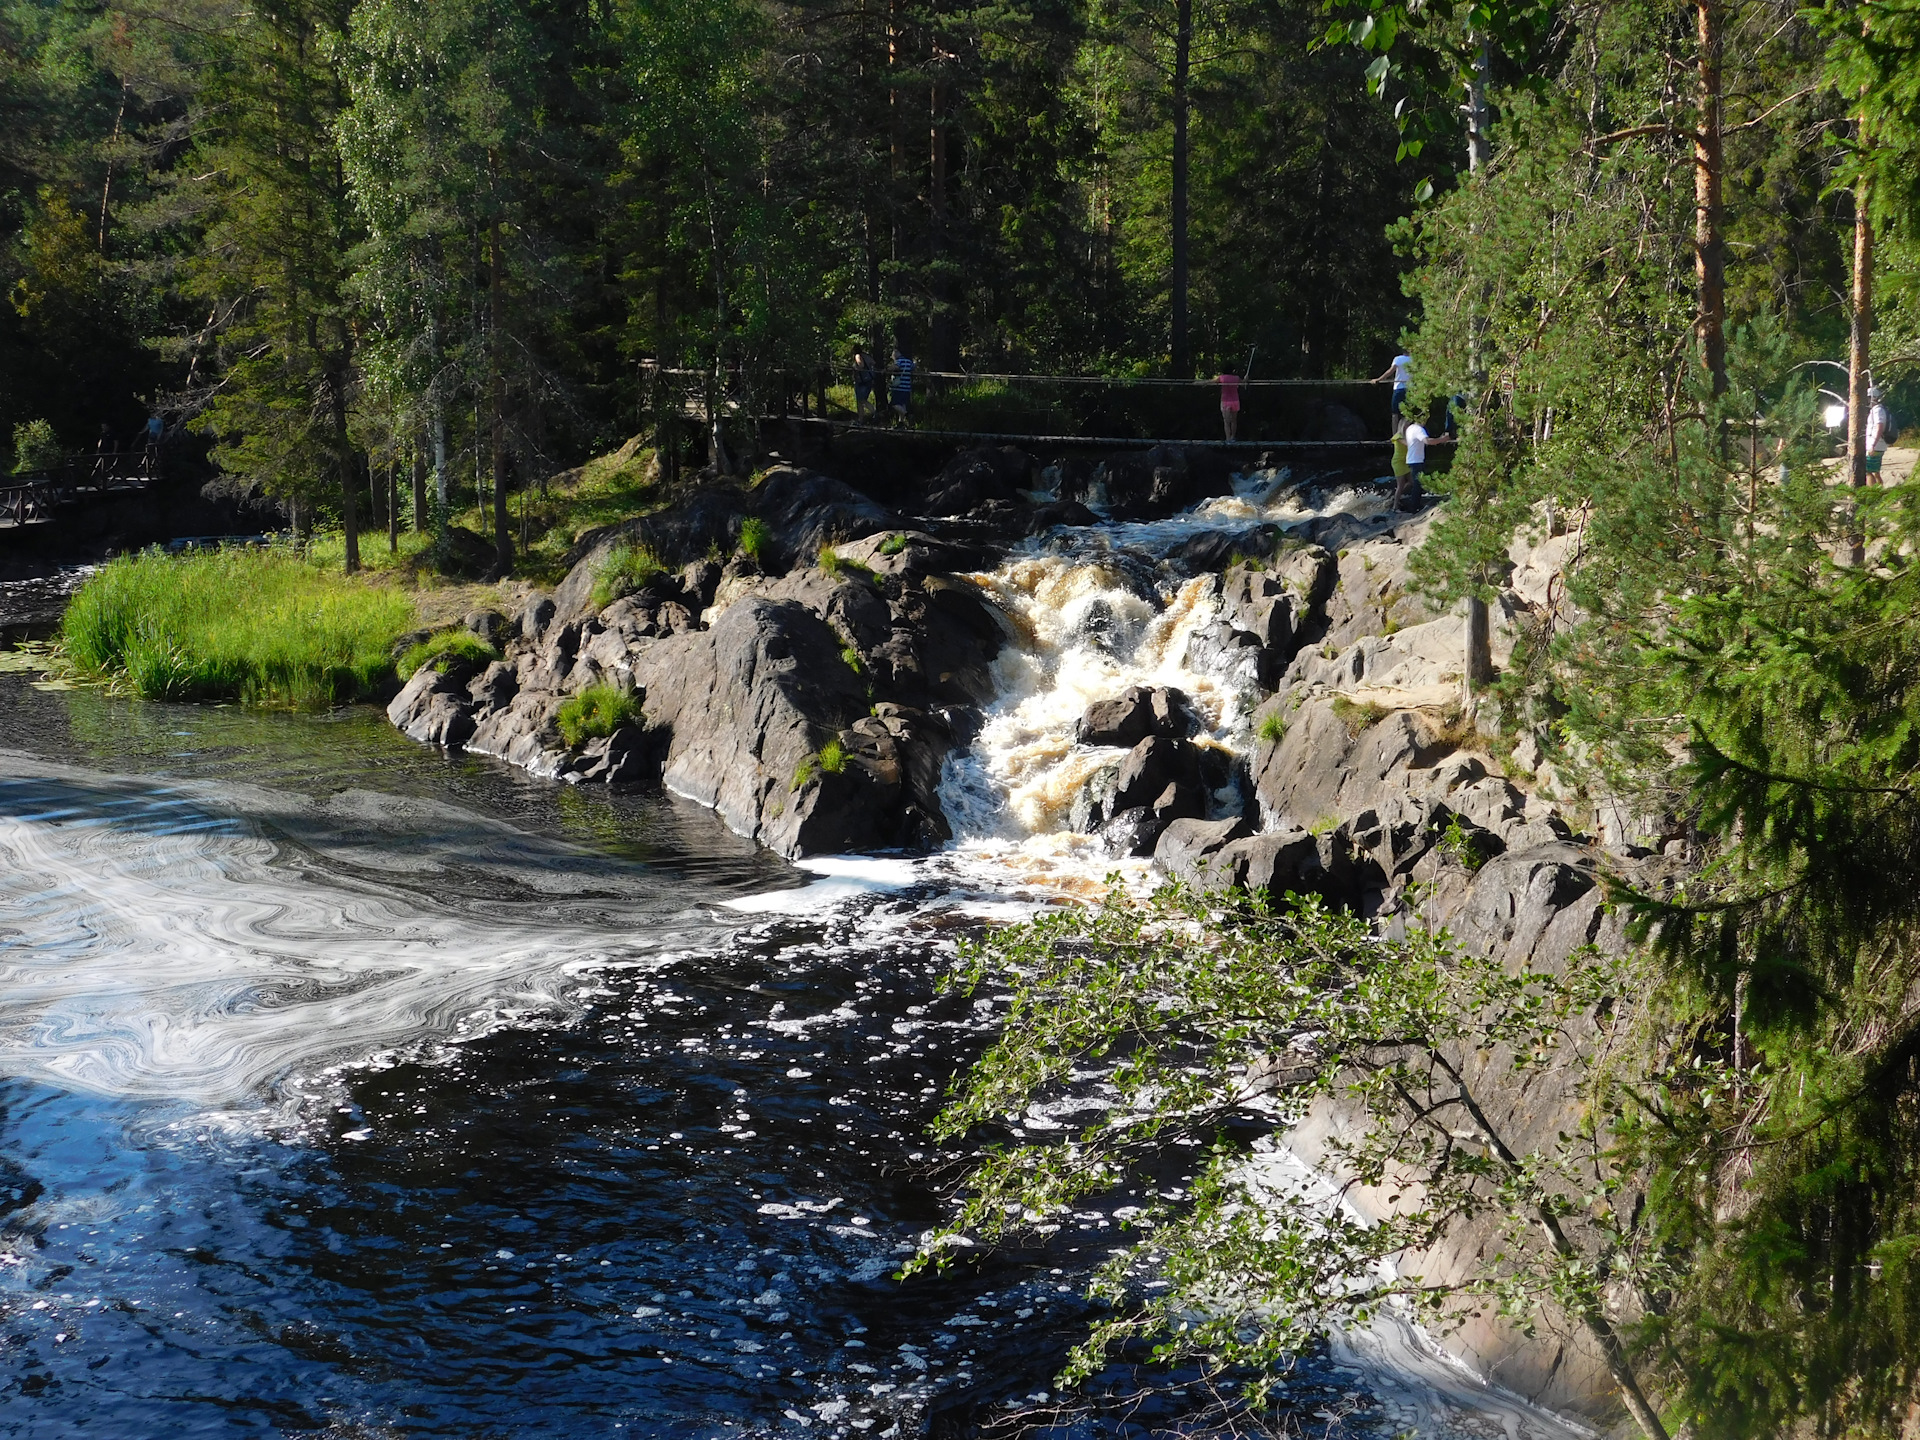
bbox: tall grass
[63,547,413,708]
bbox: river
[0,491,1586,1439]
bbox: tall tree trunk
[331,357,360,574]
[1848,125,1874,491]
[489,205,511,575]
[1169,0,1192,379]
[929,54,956,370]
[1463,38,1493,705]
[1694,0,1726,394]
[98,77,129,249]
[888,0,905,305]
[387,460,399,553]
[411,440,426,534]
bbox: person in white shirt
[1374,352,1413,419]
[1397,419,1429,512]
[1865,385,1892,482]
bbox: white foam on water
[0,758,710,1107]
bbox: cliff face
[386,446,1630,1424]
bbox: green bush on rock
[396,630,496,680]
[590,541,666,611]
[557,684,643,748]
[63,548,412,708]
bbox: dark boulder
[753,467,899,568]
[924,445,1036,516]
[1152,815,1255,880]
[1076,685,1198,748]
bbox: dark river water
[0,672,1444,1440]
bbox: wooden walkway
[0,454,154,530]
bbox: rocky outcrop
[386,472,1010,859]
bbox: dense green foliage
[589,541,667,611]
[63,548,411,707]
[556,684,644,748]
[912,886,1658,1413]
[0,0,1422,549]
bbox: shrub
[590,540,665,611]
[790,735,849,790]
[878,532,910,556]
[839,642,864,676]
[1330,694,1391,735]
[557,684,644,748]
[1434,814,1493,872]
[738,517,772,567]
[11,419,61,475]
[397,629,497,680]
[819,546,876,584]
[1256,712,1287,745]
[62,548,412,708]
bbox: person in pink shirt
[1217,372,1241,441]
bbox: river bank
[0,443,1615,1437]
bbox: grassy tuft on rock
[738,517,772,568]
[63,547,412,708]
[557,684,643,748]
[397,629,496,680]
[590,541,666,611]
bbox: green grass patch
[62,547,413,708]
[590,541,667,611]
[397,629,497,680]
[739,517,772,568]
[1257,712,1287,745]
[790,736,849,790]
[435,439,660,583]
[305,528,437,575]
[819,546,876,584]
[878,532,910,556]
[1331,694,1394,736]
[557,684,644,748]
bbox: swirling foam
[0,759,718,1105]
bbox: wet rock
[1151,815,1255,881]
[514,595,556,643]
[923,445,1036,515]
[1076,685,1197,749]
[464,609,509,648]
[1171,525,1279,575]
[555,484,751,619]
[562,724,663,787]
[678,560,722,612]
[1111,735,1193,814]
[833,530,999,579]
[1254,697,1454,829]
[1221,568,1299,653]
[753,467,899,568]
[430,525,502,580]
[1150,780,1207,825]
[1099,806,1166,858]
[387,666,477,749]
[467,660,518,711]
[630,598,913,858]
[1214,827,1322,897]
[468,689,568,773]
[1069,763,1122,834]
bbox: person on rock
[1398,416,1431,513]
[1216,371,1241,441]
[1390,417,1411,496]
[1865,384,1893,483]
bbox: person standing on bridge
[851,349,876,422]
[1216,371,1241,441]
[887,345,915,425]
[1374,351,1412,422]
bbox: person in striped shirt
[888,347,916,423]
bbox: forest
[10,0,1920,1435]
[0,0,1423,563]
